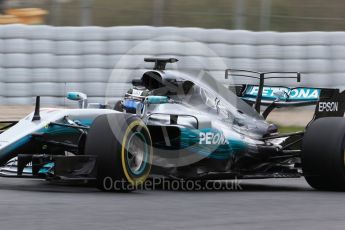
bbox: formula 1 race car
[1,57,345,192]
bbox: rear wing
[225,69,301,113]
[225,69,345,119]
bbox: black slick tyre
[85,113,152,192]
[302,117,345,191]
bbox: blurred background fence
[0,25,345,105]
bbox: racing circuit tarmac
[0,178,344,230]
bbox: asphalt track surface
[0,178,344,230]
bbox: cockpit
[120,67,277,137]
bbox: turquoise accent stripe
[0,135,31,157]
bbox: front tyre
[85,114,152,192]
[302,117,345,191]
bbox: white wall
[0,25,344,105]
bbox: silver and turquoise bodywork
[0,64,328,181]
[0,108,117,166]
[143,102,265,170]
[120,69,288,178]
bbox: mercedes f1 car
[1,57,345,191]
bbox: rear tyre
[85,114,152,192]
[302,117,345,191]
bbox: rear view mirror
[67,92,87,101]
[67,92,88,108]
[145,96,169,104]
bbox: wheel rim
[126,132,148,175]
